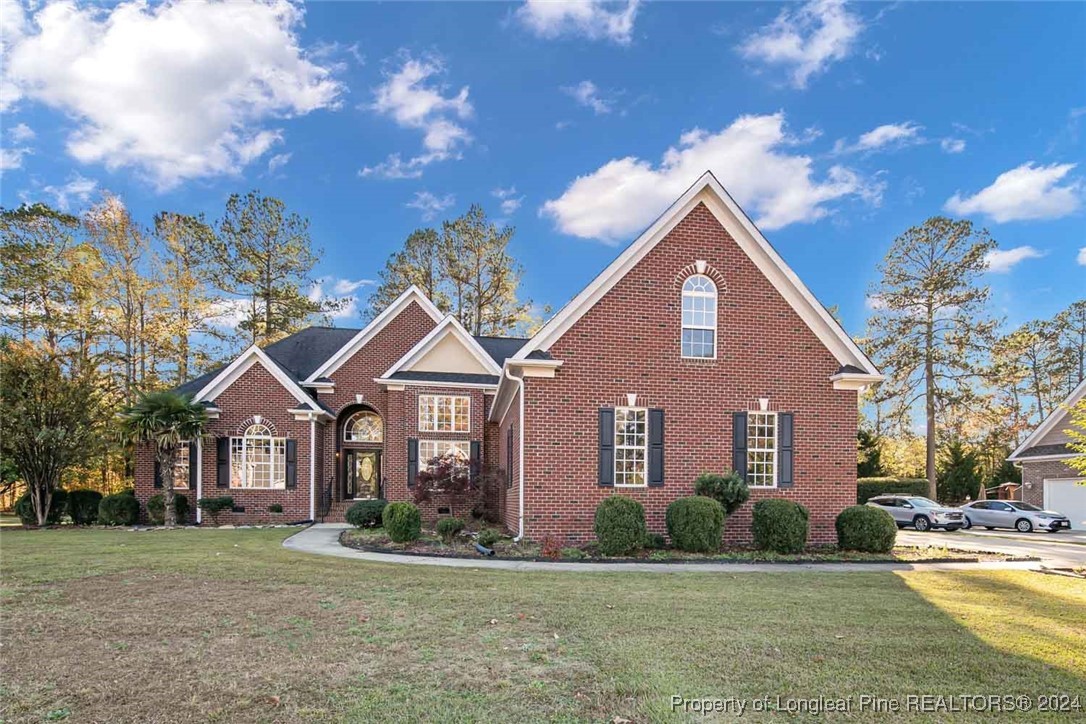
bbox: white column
[309,416,317,521]
[195,438,203,524]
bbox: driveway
[899,528,1086,568]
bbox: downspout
[309,415,317,522]
[195,438,203,525]
[504,366,526,541]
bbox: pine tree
[1056,299,1086,390]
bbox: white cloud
[492,185,525,215]
[1,0,341,190]
[834,121,924,154]
[331,278,374,295]
[0,145,30,171]
[406,190,455,221]
[562,80,614,115]
[515,0,639,45]
[541,112,882,243]
[940,137,966,154]
[361,53,472,179]
[984,245,1046,273]
[1077,247,1086,266]
[865,294,887,311]
[308,277,373,321]
[738,0,864,89]
[9,122,35,143]
[945,162,1082,222]
[267,153,291,174]
[42,174,98,211]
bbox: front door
[344,450,380,500]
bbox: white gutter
[504,366,526,542]
[195,438,203,524]
[309,416,317,521]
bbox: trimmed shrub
[197,496,234,525]
[560,547,586,560]
[666,496,725,553]
[436,516,466,543]
[836,505,897,553]
[643,532,667,550]
[382,502,421,543]
[751,499,809,554]
[477,528,501,548]
[14,490,68,526]
[120,488,137,497]
[268,503,283,513]
[98,492,139,526]
[857,478,929,504]
[147,494,190,525]
[593,496,646,556]
[67,489,103,525]
[345,499,387,529]
[694,472,750,515]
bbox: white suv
[866,495,965,532]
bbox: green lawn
[1,528,1083,722]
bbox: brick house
[1007,378,1086,529]
[136,172,883,543]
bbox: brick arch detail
[235,415,278,436]
[673,262,727,293]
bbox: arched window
[681,274,717,358]
[344,410,383,443]
[230,423,286,489]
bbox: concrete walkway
[283,524,1043,573]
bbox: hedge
[383,502,422,543]
[594,496,647,556]
[693,472,750,515]
[751,499,809,554]
[857,477,930,504]
[346,499,387,529]
[666,496,725,552]
[99,493,139,526]
[14,490,67,526]
[436,517,465,543]
[836,505,897,553]
[147,493,190,525]
[67,489,103,525]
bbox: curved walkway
[283,524,1043,573]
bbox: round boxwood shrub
[436,516,465,543]
[477,528,501,548]
[666,496,725,553]
[694,472,750,515]
[346,499,387,529]
[98,492,140,526]
[751,499,809,554]
[147,493,190,525]
[593,496,646,556]
[382,501,421,543]
[14,489,67,526]
[836,505,897,553]
[67,489,103,525]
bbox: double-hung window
[418,440,469,470]
[681,275,717,358]
[746,412,777,488]
[614,407,647,487]
[418,395,470,433]
[230,423,287,489]
[174,441,190,489]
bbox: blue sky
[1,0,1083,338]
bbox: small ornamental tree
[694,471,750,515]
[121,391,207,527]
[413,453,502,523]
[1066,398,1086,477]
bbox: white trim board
[194,345,318,410]
[1008,376,1086,461]
[304,285,443,383]
[512,171,881,379]
[380,315,502,379]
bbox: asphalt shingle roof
[1017,443,1072,458]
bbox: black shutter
[407,438,418,488]
[598,408,615,487]
[506,426,514,488]
[285,439,297,489]
[732,412,748,481]
[470,440,481,485]
[216,437,230,488]
[778,413,794,489]
[647,408,665,487]
[188,442,198,488]
[153,458,163,488]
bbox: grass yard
[1,528,1083,722]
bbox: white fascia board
[1008,453,1076,463]
[373,377,498,391]
[513,171,880,378]
[194,346,317,410]
[304,285,443,382]
[380,315,502,379]
[1008,377,1086,461]
[830,372,885,391]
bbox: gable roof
[303,285,443,383]
[1009,376,1086,462]
[512,171,881,379]
[192,345,323,411]
[380,316,503,380]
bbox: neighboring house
[135,172,882,543]
[1008,378,1086,529]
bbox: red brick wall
[521,202,859,545]
[497,387,521,535]
[1020,459,1082,508]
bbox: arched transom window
[681,274,717,358]
[230,423,286,489]
[344,410,383,443]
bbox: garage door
[1044,479,1086,530]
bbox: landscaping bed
[339,528,1028,564]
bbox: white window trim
[229,425,287,490]
[747,411,778,489]
[173,441,191,490]
[614,406,648,488]
[681,275,718,360]
[418,394,471,434]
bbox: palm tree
[121,391,208,526]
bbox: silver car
[960,500,1071,533]
[866,495,965,532]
